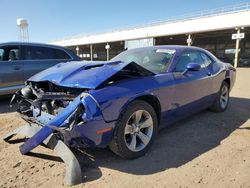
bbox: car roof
[0,42,68,50]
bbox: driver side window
[0,46,20,62]
[174,51,205,72]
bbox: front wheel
[109,100,158,159]
[209,81,229,112]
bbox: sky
[0,0,249,43]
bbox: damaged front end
[3,60,154,185]
[3,82,114,185]
[9,81,113,151]
[6,60,153,151]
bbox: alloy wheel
[220,84,229,109]
[124,110,153,152]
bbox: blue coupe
[8,45,236,159]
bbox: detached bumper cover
[4,92,115,186]
[19,93,115,155]
[3,124,82,186]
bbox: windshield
[111,48,175,73]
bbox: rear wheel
[109,100,158,159]
[210,81,229,112]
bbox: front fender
[81,93,103,121]
[117,92,160,118]
[89,74,175,122]
[93,89,159,122]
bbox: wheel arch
[119,93,162,125]
[224,77,231,90]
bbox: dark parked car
[6,45,236,160]
[0,42,80,95]
[239,56,250,67]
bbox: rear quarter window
[52,49,71,59]
[24,46,53,60]
[200,52,213,67]
[24,46,71,60]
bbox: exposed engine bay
[11,82,85,127]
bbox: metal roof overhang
[50,10,250,47]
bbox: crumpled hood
[28,60,134,89]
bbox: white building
[51,3,250,67]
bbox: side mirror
[186,63,201,71]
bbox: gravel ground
[0,68,250,188]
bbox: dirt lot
[0,68,250,188]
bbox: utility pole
[76,46,79,56]
[234,28,240,68]
[105,43,110,61]
[90,44,93,61]
[187,34,192,46]
[232,27,244,68]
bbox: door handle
[14,66,20,70]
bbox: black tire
[109,100,158,159]
[209,81,229,112]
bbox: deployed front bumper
[3,92,116,185]
[18,92,115,153]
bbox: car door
[0,45,24,95]
[170,50,212,119]
[22,45,70,80]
